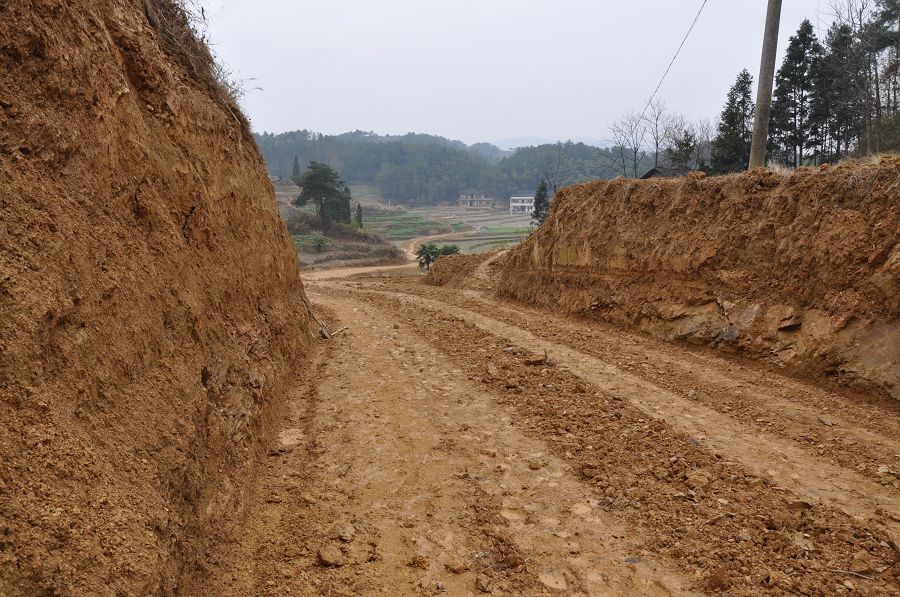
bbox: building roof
[640,166,691,179]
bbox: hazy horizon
[205,1,834,145]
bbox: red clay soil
[0,1,310,594]
[498,163,899,399]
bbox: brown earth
[4,1,900,595]
[427,249,509,291]
[188,266,900,595]
[0,1,310,594]
[496,163,899,399]
[427,251,495,288]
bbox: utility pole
[748,0,783,169]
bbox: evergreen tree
[875,0,900,150]
[812,23,863,161]
[324,185,352,226]
[355,203,364,228]
[293,162,350,230]
[531,180,550,226]
[666,128,698,171]
[711,69,756,173]
[291,155,301,179]
[770,20,825,166]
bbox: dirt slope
[498,163,899,399]
[426,252,494,287]
[0,1,310,594]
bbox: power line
[639,0,710,121]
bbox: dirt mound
[0,2,310,595]
[426,253,493,287]
[426,250,509,290]
[499,162,899,399]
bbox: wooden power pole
[748,0,783,169]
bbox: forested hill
[254,130,640,204]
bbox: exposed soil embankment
[499,163,899,399]
[0,1,310,594]
[426,252,493,287]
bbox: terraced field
[365,204,533,253]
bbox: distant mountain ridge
[269,130,513,162]
[254,129,646,204]
[493,136,611,151]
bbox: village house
[640,166,691,179]
[509,195,534,215]
[458,191,495,209]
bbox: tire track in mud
[190,297,696,596]
[312,282,899,595]
[349,284,900,532]
[354,278,900,492]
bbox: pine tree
[293,162,349,230]
[770,20,825,167]
[666,128,698,172]
[531,180,550,226]
[711,69,756,173]
[355,203,364,228]
[325,185,352,225]
[291,155,301,180]
[812,23,863,161]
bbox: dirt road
[189,266,900,596]
[400,231,471,260]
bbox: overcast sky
[204,0,834,147]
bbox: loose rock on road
[189,264,900,596]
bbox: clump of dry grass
[143,0,250,134]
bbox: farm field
[366,204,534,253]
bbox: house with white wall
[509,195,534,215]
[459,192,495,209]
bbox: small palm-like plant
[415,243,439,269]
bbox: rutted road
[190,264,899,596]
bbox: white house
[509,196,534,215]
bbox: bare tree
[662,111,689,166]
[607,126,629,177]
[609,112,647,178]
[694,117,715,169]
[643,98,668,168]
[660,112,691,170]
[829,0,878,153]
[542,141,566,195]
[656,113,714,172]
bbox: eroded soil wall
[0,1,310,594]
[499,163,899,398]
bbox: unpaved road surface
[190,266,900,596]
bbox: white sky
[204,0,834,145]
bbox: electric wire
[638,0,711,121]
